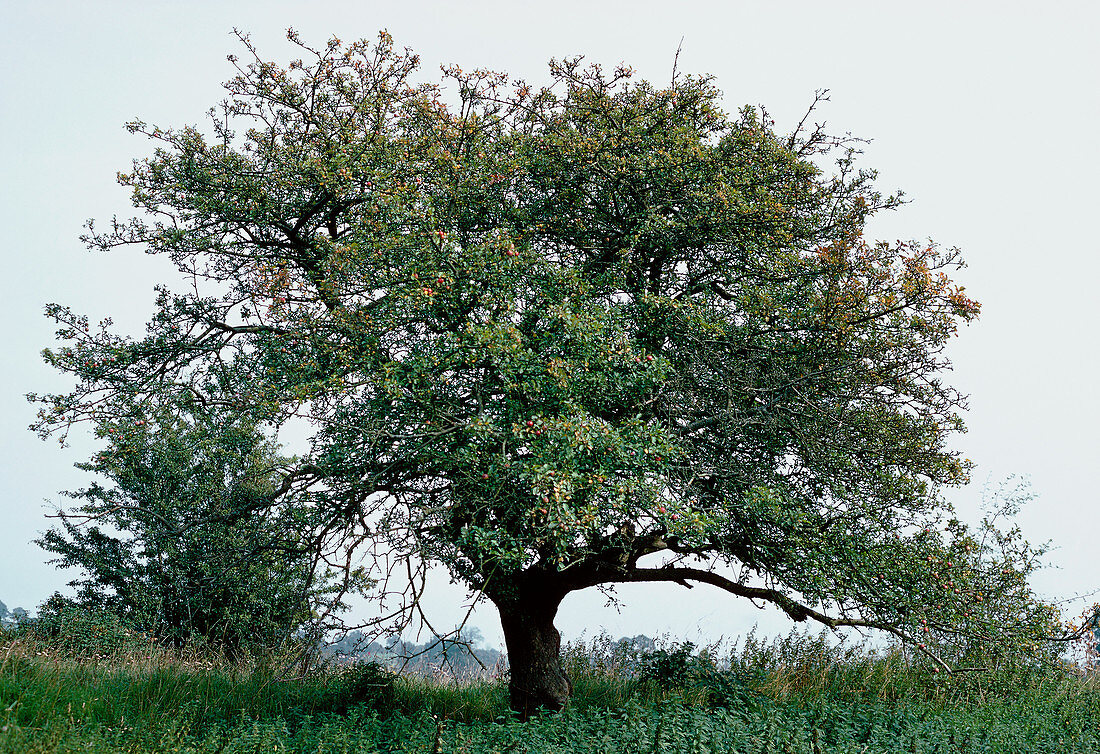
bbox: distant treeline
[0,599,29,627]
[324,629,658,677]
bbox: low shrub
[12,594,152,658]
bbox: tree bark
[496,589,572,718]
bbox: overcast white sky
[2,1,1097,648]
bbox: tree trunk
[497,591,572,718]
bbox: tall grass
[3,623,1100,752]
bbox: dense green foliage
[2,625,1099,753]
[34,406,347,655]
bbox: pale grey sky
[2,1,1097,647]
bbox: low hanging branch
[608,565,955,671]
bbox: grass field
[2,626,1098,753]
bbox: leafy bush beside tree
[36,403,360,657]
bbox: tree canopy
[32,30,1064,714]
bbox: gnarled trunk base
[498,597,571,718]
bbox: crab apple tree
[32,30,1065,716]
